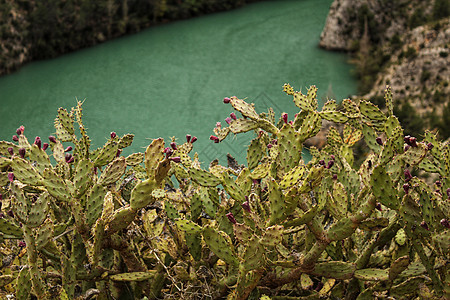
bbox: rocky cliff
[319,0,450,139]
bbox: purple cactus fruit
[427,142,433,150]
[226,212,237,224]
[375,203,382,211]
[409,137,417,147]
[110,132,117,139]
[271,139,278,145]
[319,160,325,166]
[435,181,442,187]
[65,153,72,163]
[186,134,192,143]
[209,135,219,143]
[404,169,412,182]
[225,117,232,124]
[42,143,49,150]
[34,136,42,149]
[216,122,222,129]
[191,136,198,143]
[12,135,19,142]
[18,148,25,159]
[440,219,450,228]
[446,188,450,198]
[16,126,24,135]
[267,143,273,149]
[242,201,251,213]
[7,210,14,218]
[169,156,181,163]
[330,155,335,160]
[223,97,231,104]
[18,241,26,248]
[170,142,177,150]
[327,160,334,169]
[376,137,383,145]
[64,146,73,152]
[420,220,429,231]
[8,172,14,182]
[48,136,57,143]
[7,147,14,156]
[164,147,173,157]
[403,183,410,194]
[282,113,288,124]
[332,174,338,180]
[404,135,411,145]
[230,112,237,120]
[94,167,97,175]
[116,149,122,157]
[404,144,410,152]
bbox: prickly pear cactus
[0,84,448,300]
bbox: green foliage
[0,85,449,299]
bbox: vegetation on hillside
[0,0,257,76]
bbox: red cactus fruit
[8,172,14,182]
[169,157,181,163]
[375,203,382,211]
[376,137,383,145]
[186,134,192,143]
[34,136,42,149]
[403,183,410,194]
[223,97,231,104]
[111,132,117,139]
[282,113,288,124]
[209,135,219,143]
[242,201,251,213]
[404,169,412,182]
[64,146,73,152]
[420,221,429,231]
[327,160,334,169]
[226,212,237,224]
[12,135,19,142]
[191,136,198,143]
[18,148,25,159]
[42,143,49,151]
[440,219,450,228]
[16,126,24,135]
[48,136,57,143]
[7,147,13,156]
[230,113,237,120]
[170,142,177,150]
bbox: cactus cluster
[0,86,448,299]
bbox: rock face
[365,20,450,118]
[317,0,450,141]
[0,3,30,75]
[319,0,414,51]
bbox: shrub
[0,85,448,299]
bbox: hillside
[319,0,450,139]
[0,0,257,77]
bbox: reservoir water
[0,0,356,165]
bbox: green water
[0,0,356,165]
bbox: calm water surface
[0,0,356,164]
